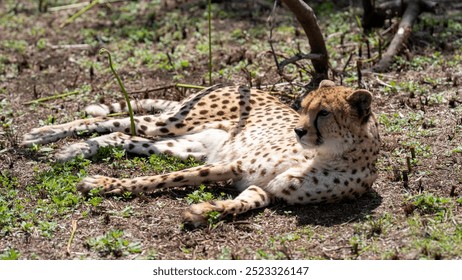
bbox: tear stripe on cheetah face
[22,82,380,226]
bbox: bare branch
[278,53,324,71]
[280,0,329,81]
[373,1,421,72]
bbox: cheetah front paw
[22,127,64,146]
[55,142,91,162]
[77,175,124,195]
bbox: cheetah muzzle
[22,81,380,227]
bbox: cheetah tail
[84,99,179,117]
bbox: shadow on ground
[279,190,382,227]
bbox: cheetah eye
[318,109,330,117]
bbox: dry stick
[378,37,382,60]
[49,0,128,12]
[60,0,100,28]
[410,147,416,159]
[365,39,371,59]
[23,90,80,105]
[50,44,91,49]
[402,170,409,189]
[342,52,354,73]
[127,84,206,95]
[280,0,328,81]
[66,219,78,255]
[278,53,324,72]
[373,1,420,72]
[357,60,363,89]
[406,156,412,173]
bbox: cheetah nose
[294,128,307,138]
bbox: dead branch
[278,53,324,71]
[48,0,129,12]
[365,0,438,72]
[280,0,329,82]
[373,1,421,72]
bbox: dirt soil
[0,1,462,260]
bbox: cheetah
[22,80,380,227]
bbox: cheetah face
[294,81,373,155]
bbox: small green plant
[0,248,20,260]
[206,210,221,226]
[36,38,47,50]
[409,193,451,215]
[99,48,136,136]
[86,229,142,257]
[87,188,103,207]
[2,40,28,54]
[186,185,215,204]
[362,214,392,238]
[218,247,232,260]
[457,197,462,205]
[145,249,158,260]
[349,235,362,256]
[39,115,55,126]
[93,146,126,163]
[148,153,201,173]
[38,221,57,238]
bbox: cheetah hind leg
[54,131,215,162]
[183,185,273,227]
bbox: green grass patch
[86,229,142,258]
[0,157,89,238]
[0,248,20,260]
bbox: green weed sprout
[99,48,136,136]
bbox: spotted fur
[22,81,380,227]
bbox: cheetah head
[294,80,373,156]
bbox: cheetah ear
[318,80,336,88]
[347,89,372,124]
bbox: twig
[342,52,354,73]
[357,60,363,88]
[49,0,128,12]
[128,85,176,95]
[375,76,394,88]
[66,219,78,255]
[175,83,206,90]
[60,0,100,28]
[99,48,136,136]
[23,90,80,105]
[278,53,324,72]
[50,44,92,49]
[127,84,206,95]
